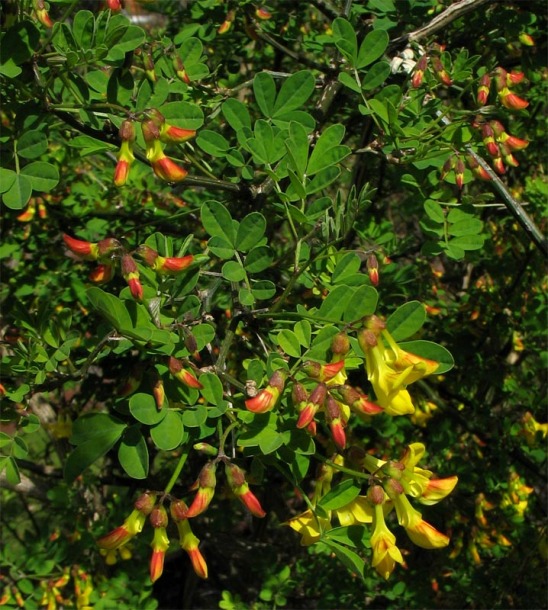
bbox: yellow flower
[392,493,449,549]
[286,509,331,546]
[370,503,405,579]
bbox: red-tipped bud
[168,356,203,389]
[160,125,196,144]
[185,462,217,518]
[218,12,234,35]
[431,56,452,86]
[337,385,384,415]
[225,463,266,518]
[494,67,508,92]
[476,74,491,106]
[170,499,189,522]
[143,49,156,83]
[149,505,169,529]
[501,134,529,151]
[173,55,191,84]
[481,124,499,157]
[325,396,346,450]
[519,33,535,46]
[466,155,491,181]
[367,254,379,286]
[17,201,36,222]
[33,0,54,27]
[106,0,122,10]
[411,54,427,88]
[256,7,272,19]
[174,517,208,579]
[492,156,506,175]
[121,254,143,301]
[63,234,99,260]
[498,88,529,110]
[296,383,327,429]
[149,507,169,583]
[142,119,161,144]
[455,158,465,190]
[506,71,525,86]
[152,377,165,410]
[302,359,345,381]
[152,152,188,182]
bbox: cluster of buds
[288,443,457,579]
[16,196,48,223]
[440,154,466,189]
[97,492,208,582]
[245,321,439,449]
[475,118,529,175]
[182,459,267,520]
[409,46,452,88]
[113,109,196,186]
[62,234,205,302]
[476,68,529,111]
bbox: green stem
[164,445,190,495]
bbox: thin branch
[391,0,494,48]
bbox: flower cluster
[62,233,206,302]
[97,491,208,582]
[408,45,452,88]
[113,109,196,187]
[97,461,266,583]
[288,443,457,579]
[472,118,529,176]
[246,317,439,450]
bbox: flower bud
[431,56,452,86]
[121,254,143,301]
[245,370,286,413]
[256,7,272,19]
[168,356,203,389]
[296,383,326,429]
[225,463,266,518]
[331,332,350,356]
[455,158,465,190]
[481,124,499,158]
[152,376,165,410]
[33,0,54,27]
[367,254,379,286]
[291,382,308,405]
[173,55,191,84]
[498,88,529,110]
[149,507,169,583]
[519,33,535,46]
[174,517,208,579]
[149,505,169,529]
[367,484,385,505]
[411,54,427,88]
[325,395,346,450]
[185,461,217,518]
[301,359,345,381]
[193,442,218,457]
[170,499,189,522]
[476,74,491,106]
[134,491,157,515]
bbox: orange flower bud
[498,88,529,110]
[256,7,272,19]
[367,254,379,286]
[431,56,452,86]
[225,463,266,518]
[17,200,36,222]
[218,12,234,35]
[121,254,143,301]
[168,356,202,389]
[173,55,191,84]
[506,71,525,86]
[519,33,535,46]
[455,158,465,190]
[481,124,499,157]
[325,396,346,450]
[411,55,427,88]
[152,376,165,410]
[33,0,53,27]
[160,125,196,144]
[185,461,217,518]
[476,74,491,106]
[63,234,99,259]
[106,0,122,10]
[492,156,506,175]
[136,245,195,274]
[296,383,326,429]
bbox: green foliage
[0,1,546,609]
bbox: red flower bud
[431,56,452,86]
[367,254,379,286]
[185,462,217,518]
[33,0,54,27]
[498,88,529,110]
[411,54,427,88]
[476,74,491,106]
[168,356,203,389]
[256,7,272,19]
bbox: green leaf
[1,21,40,66]
[244,246,273,273]
[285,122,309,179]
[386,301,427,341]
[118,425,149,479]
[200,373,224,406]
[424,200,445,223]
[129,393,167,425]
[160,101,204,129]
[321,539,365,578]
[254,72,277,118]
[319,286,354,322]
[277,329,302,358]
[107,67,134,106]
[196,130,230,157]
[332,253,362,283]
[222,98,251,131]
[306,166,340,195]
[361,61,391,90]
[182,406,208,428]
[273,71,315,116]
[208,236,235,259]
[72,10,95,50]
[332,18,358,64]
[236,212,266,252]
[342,286,378,322]
[449,234,486,250]
[324,525,367,547]
[307,124,345,174]
[105,25,145,61]
[318,479,361,510]
[17,130,48,160]
[338,71,362,93]
[4,457,21,486]
[398,340,454,374]
[0,169,16,194]
[21,162,59,192]
[64,420,126,483]
[294,320,311,348]
[191,323,216,350]
[448,218,483,236]
[2,174,32,210]
[201,200,236,245]
[252,280,276,300]
[150,411,185,451]
[357,29,389,69]
[222,260,246,282]
[239,287,255,307]
[70,413,127,445]
[87,287,132,332]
